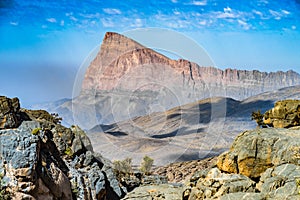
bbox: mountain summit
[82,32,300,99]
[42,32,300,128]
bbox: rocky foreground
[1,96,300,199]
[0,96,125,199]
[125,100,300,199]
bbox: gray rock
[0,96,22,129]
[142,175,168,185]
[187,167,256,200]
[217,128,300,179]
[83,151,93,167]
[219,192,265,200]
[257,164,300,199]
[264,100,300,128]
[122,184,184,200]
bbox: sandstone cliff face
[73,32,300,128]
[82,32,300,100]
[0,97,125,200]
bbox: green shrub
[140,155,154,175]
[113,158,133,179]
[64,147,73,158]
[31,128,41,135]
[251,110,267,128]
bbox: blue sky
[0,0,300,106]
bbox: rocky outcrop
[0,97,125,199]
[216,128,300,179]
[184,125,300,199]
[256,163,300,199]
[185,167,256,199]
[0,96,22,129]
[153,157,218,183]
[122,184,184,200]
[263,99,300,128]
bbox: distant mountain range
[38,32,300,130]
[88,85,300,165]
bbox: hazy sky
[0,0,300,106]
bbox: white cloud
[191,0,207,6]
[199,20,207,26]
[46,18,57,23]
[101,18,115,27]
[171,0,178,3]
[237,19,251,30]
[79,13,100,19]
[167,20,190,28]
[281,10,290,15]
[70,16,78,22]
[216,12,237,19]
[253,10,263,17]
[269,10,282,20]
[60,20,64,26]
[173,10,180,15]
[133,18,143,27]
[258,0,268,4]
[215,7,239,19]
[10,21,18,26]
[65,12,73,17]
[292,25,297,30]
[224,7,232,13]
[103,8,122,15]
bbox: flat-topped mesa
[82,32,300,100]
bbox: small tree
[113,158,133,179]
[140,155,154,175]
[251,110,267,128]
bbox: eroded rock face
[216,128,300,179]
[0,97,124,200]
[83,32,300,100]
[0,96,21,129]
[122,184,183,200]
[185,167,256,200]
[263,99,300,128]
[56,32,300,129]
[257,164,300,199]
[153,157,217,184]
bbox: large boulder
[0,96,21,129]
[256,163,300,199]
[185,167,256,200]
[216,128,300,179]
[263,99,300,128]
[0,121,42,198]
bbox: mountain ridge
[82,32,300,99]
[36,32,300,129]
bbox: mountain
[40,32,300,129]
[83,32,300,96]
[88,85,300,165]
